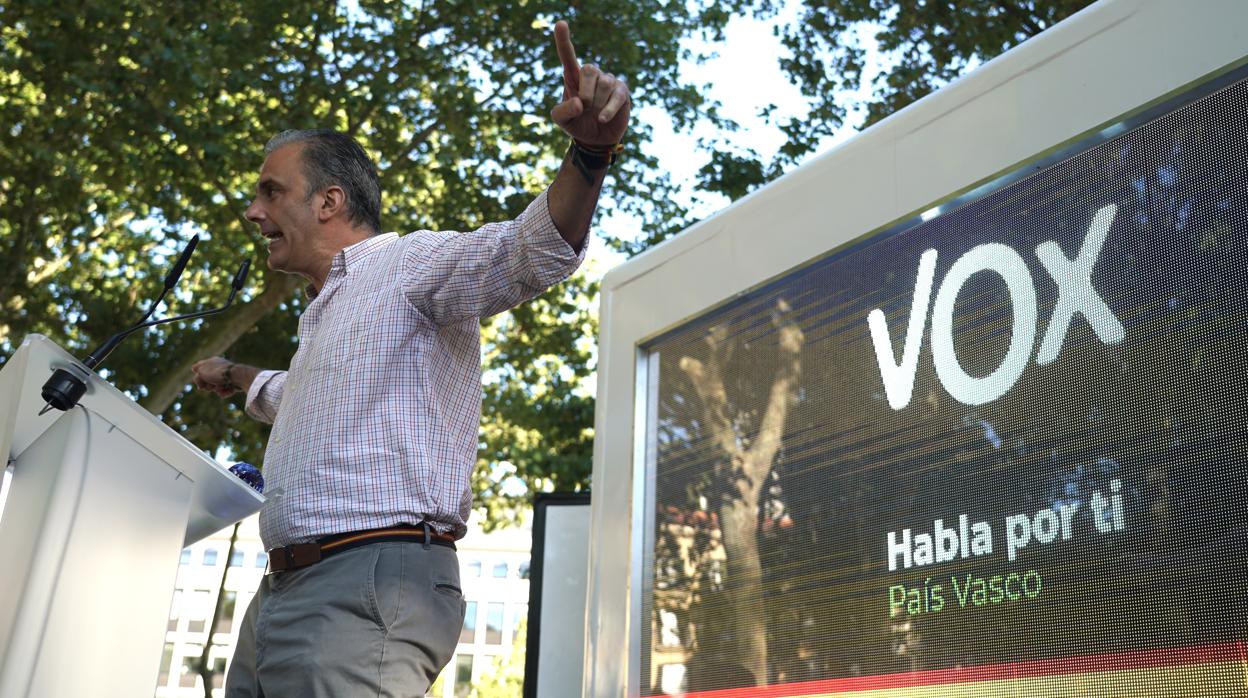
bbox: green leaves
[770,0,1093,165]
[688,0,1094,195]
[1,0,1096,530]
[1,0,740,528]
[476,270,598,529]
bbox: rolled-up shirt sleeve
[244,369,287,424]
[401,189,587,325]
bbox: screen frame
[523,492,592,698]
[585,1,1248,695]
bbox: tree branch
[998,4,1044,40]
[744,299,803,480]
[394,118,442,165]
[290,1,336,113]
[26,211,137,288]
[141,270,301,415]
[0,203,39,314]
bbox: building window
[168,589,182,632]
[485,603,504,644]
[466,560,481,577]
[460,601,478,644]
[210,657,226,689]
[453,654,473,698]
[187,588,211,633]
[180,549,192,565]
[518,560,530,579]
[511,604,528,638]
[256,551,268,568]
[203,549,218,566]
[179,649,202,688]
[230,549,246,567]
[491,561,508,578]
[216,591,237,634]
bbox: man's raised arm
[545,20,631,252]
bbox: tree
[1,2,750,681]
[3,2,1142,692]
[196,522,241,698]
[0,0,1100,528]
[0,0,751,484]
[673,300,803,687]
[644,5,1108,690]
[698,1,1094,200]
[468,618,527,698]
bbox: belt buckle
[267,542,323,574]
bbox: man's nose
[245,199,263,223]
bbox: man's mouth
[263,230,284,244]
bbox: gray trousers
[225,541,466,697]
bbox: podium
[0,334,265,697]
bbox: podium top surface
[0,335,264,544]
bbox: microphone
[163,234,199,291]
[83,234,201,370]
[39,236,251,415]
[231,259,251,293]
[111,259,250,334]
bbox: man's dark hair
[265,129,382,234]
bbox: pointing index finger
[554,20,579,94]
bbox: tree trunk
[198,522,241,696]
[719,487,767,685]
[678,299,803,688]
[142,273,300,415]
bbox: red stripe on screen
[657,641,1248,698]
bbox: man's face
[245,143,319,276]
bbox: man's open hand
[550,20,630,146]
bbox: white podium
[0,334,265,697]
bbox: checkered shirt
[244,191,585,548]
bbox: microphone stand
[39,255,251,415]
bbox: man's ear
[316,185,347,222]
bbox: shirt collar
[305,232,399,299]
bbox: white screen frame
[585,2,1248,695]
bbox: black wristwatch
[569,140,624,183]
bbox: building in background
[155,515,532,698]
[429,521,531,698]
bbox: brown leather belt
[266,524,457,574]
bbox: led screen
[640,70,1248,697]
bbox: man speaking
[190,20,627,696]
